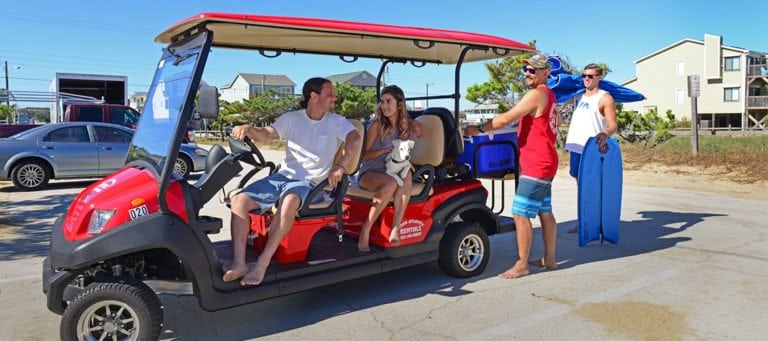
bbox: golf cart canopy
[156,13,535,64]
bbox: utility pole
[687,75,700,155]
[426,83,429,108]
[4,61,9,106]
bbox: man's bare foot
[240,264,267,286]
[528,258,558,270]
[499,261,529,279]
[389,228,400,246]
[222,262,248,282]
[566,226,577,233]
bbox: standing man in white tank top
[564,64,617,233]
[565,63,618,179]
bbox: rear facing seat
[346,114,444,203]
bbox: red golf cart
[43,13,533,340]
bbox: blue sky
[2,0,766,110]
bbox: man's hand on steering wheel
[231,124,252,141]
[328,164,345,187]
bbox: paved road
[1,149,767,340]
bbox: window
[724,87,740,102]
[676,60,685,76]
[78,107,103,122]
[250,85,263,95]
[110,107,140,128]
[95,126,133,143]
[676,88,684,104]
[724,56,740,71]
[44,126,90,142]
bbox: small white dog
[385,139,415,187]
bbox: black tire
[60,279,163,341]
[174,154,192,179]
[10,159,51,191]
[438,222,490,278]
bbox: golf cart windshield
[127,31,209,177]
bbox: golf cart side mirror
[195,85,219,119]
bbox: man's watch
[478,122,485,133]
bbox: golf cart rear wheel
[438,222,490,278]
[60,279,163,341]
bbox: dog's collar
[388,157,409,164]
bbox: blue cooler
[458,126,518,178]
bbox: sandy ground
[622,164,767,201]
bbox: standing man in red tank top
[464,53,559,279]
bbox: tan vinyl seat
[347,115,444,201]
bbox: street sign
[688,75,700,97]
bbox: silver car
[0,122,208,190]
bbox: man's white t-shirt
[272,109,356,184]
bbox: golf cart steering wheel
[227,135,267,168]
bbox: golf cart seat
[411,107,463,161]
[346,114,443,203]
[249,119,366,263]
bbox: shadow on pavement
[0,191,79,260]
[159,257,493,339]
[0,179,96,192]
[554,210,726,270]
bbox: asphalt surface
[1,148,767,340]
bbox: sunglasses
[522,66,539,74]
[582,74,600,79]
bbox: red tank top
[517,85,559,178]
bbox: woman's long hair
[375,85,409,140]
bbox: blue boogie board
[577,137,623,246]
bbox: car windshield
[126,33,205,175]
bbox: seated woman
[357,85,422,252]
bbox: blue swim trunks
[240,173,313,212]
[511,175,553,218]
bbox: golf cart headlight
[194,148,207,156]
[88,209,116,235]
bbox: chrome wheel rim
[173,158,188,177]
[457,234,484,272]
[76,300,140,341]
[17,164,45,188]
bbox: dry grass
[560,135,768,184]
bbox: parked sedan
[0,122,208,190]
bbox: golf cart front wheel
[60,279,163,341]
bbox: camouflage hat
[523,54,551,70]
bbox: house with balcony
[220,73,296,103]
[326,71,377,90]
[129,92,147,112]
[622,34,767,130]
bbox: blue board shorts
[569,151,581,179]
[511,175,553,218]
[240,173,313,212]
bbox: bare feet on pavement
[499,260,529,279]
[528,258,558,270]
[222,262,248,282]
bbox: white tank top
[565,90,608,154]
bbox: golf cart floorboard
[212,228,382,279]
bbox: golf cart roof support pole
[376,59,407,100]
[454,46,488,122]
